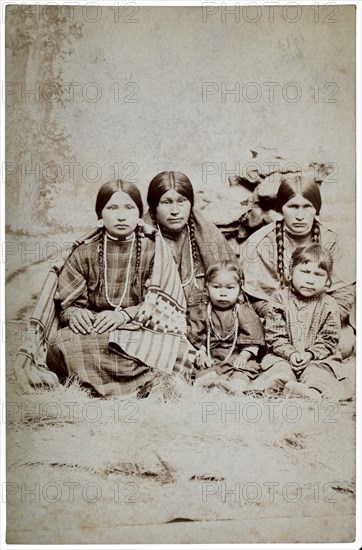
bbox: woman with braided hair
[45,180,191,397]
[145,171,235,310]
[240,172,355,358]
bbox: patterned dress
[240,221,355,320]
[262,289,344,379]
[46,232,157,397]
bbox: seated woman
[240,172,355,359]
[44,179,190,397]
[145,171,235,309]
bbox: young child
[187,260,265,394]
[249,244,351,400]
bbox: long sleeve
[58,248,89,325]
[187,304,207,349]
[329,283,355,322]
[237,301,265,347]
[307,300,341,360]
[264,297,295,361]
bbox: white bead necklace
[206,302,239,365]
[103,231,136,311]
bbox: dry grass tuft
[6,360,356,538]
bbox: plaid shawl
[108,233,193,372]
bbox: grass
[6,364,356,543]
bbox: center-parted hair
[96,179,143,219]
[95,179,144,293]
[276,171,322,288]
[290,244,333,284]
[147,171,194,212]
[147,171,198,271]
[205,260,243,287]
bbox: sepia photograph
[2,0,360,546]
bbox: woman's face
[281,194,317,236]
[155,189,192,233]
[101,191,139,238]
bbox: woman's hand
[68,308,95,334]
[93,310,128,334]
[233,350,252,370]
[290,351,313,372]
[195,349,213,369]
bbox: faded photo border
[1,0,361,548]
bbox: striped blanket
[109,233,195,373]
[13,228,101,392]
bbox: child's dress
[254,288,352,398]
[187,299,265,383]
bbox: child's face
[207,271,240,310]
[292,261,329,298]
[156,189,192,233]
[101,191,139,238]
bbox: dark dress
[187,300,265,382]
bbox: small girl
[250,244,351,400]
[187,260,265,394]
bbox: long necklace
[181,225,195,289]
[159,224,195,288]
[206,303,239,364]
[103,232,136,310]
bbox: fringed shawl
[108,232,194,373]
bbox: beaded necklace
[206,302,239,364]
[180,225,195,289]
[103,231,136,311]
[159,224,195,288]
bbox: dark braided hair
[275,218,287,288]
[275,172,322,288]
[97,231,105,291]
[131,225,143,290]
[95,179,143,293]
[188,213,199,272]
[147,170,199,271]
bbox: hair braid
[97,230,105,291]
[133,226,142,284]
[149,209,158,229]
[188,214,199,270]
[275,219,286,288]
[311,219,320,243]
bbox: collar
[106,231,135,242]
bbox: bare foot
[285,381,321,399]
[216,379,249,395]
[194,371,219,389]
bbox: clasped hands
[68,308,129,334]
[289,351,313,372]
[195,349,251,370]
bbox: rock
[257,173,284,200]
[194,188,249,226]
